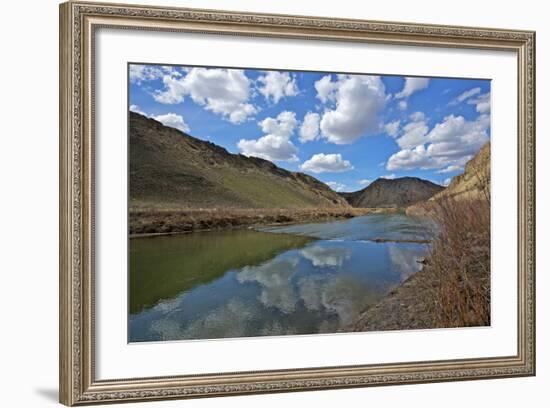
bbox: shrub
[421,196,491,327]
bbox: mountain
[430,142,490,201]
[340,177,444,208]
[129,112,349,209]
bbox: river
[129,213,432,342]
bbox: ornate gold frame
[59,1,536,405]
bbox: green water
[130,230,312,314]
[129,214,431,342]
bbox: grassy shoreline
[129,207,397,236]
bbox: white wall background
[0,0,545,407]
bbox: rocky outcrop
[431,142,490,202]
[406,142,490,217]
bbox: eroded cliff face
[406,143,490,217]
[431,142,491,202]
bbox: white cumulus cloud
[387,144,434,171]
[468,92,491,113]
[388,111,429,149]
[151,113,190,133]
[387,113,490,171]
[258,111,297,136]
[237,111,299,162]
[325,181,348,192]
[409,111,426,122]
[395,77,430,99]
[358,179,372,186]
[314,75,337,103]
[257,71,299,103]
[299,112,321,143]
[129,105,191,133]
[129,104,146,116]
[300,153,353,174]
[314,75,387,144]
[153,68,258,124]
[381,174,396,179]
[397,119,429,149]
[129,64,164,84]
[384,120,400,137]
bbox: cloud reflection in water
[130,238,429,341]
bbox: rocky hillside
[340,177,443,208]
[129,112,349,209]
[430,142,490,201]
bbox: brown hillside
[340,177,443,208]
[129,112,349,209]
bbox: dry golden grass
[420,196,491,327]
[129,207,392,235]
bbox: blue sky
[129,64,490,192]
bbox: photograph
[127,64,491,342]
[55,1,536,405]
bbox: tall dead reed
[422,194,491,327]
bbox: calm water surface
[129,214,431,342]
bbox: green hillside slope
[129,112,349,209]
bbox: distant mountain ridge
[340,177,444,208]
[129,112,349,209]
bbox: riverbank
[352,196,491,332]
[129,207,397,236]
[350,263,443,331]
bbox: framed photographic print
[59,1,536,405]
